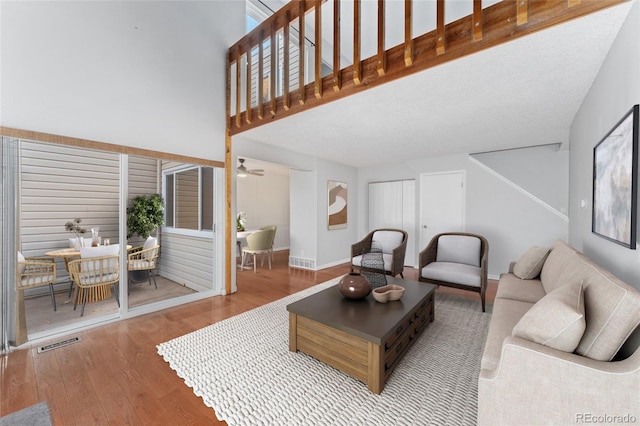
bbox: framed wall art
[328,180,347,230]
[592,104,639,249]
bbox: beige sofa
[478,240,640,425]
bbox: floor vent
[37,336,82,354]
[289,256,316,270]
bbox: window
[164,166,214,232]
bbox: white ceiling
[240,2,633,169]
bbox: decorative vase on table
[338,273,372,300]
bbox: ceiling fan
[237,158,264,177]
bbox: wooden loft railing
[226,0,624,136]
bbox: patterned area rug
[157,278,492,425]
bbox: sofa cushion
[372,231,403,255]
[421,262,481,287]
[436,235,481,267]
[513,246,550,280]
[481,298,534,371]
[495,273,546,304]
[540,240,578,294]
[572,253,640,361]
[512,280,586,352]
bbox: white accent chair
[419,232,489,311]
[241,229,274,272]
[350,229,408,278]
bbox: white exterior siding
[158,233,213,291]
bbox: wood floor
[1,250,497,425]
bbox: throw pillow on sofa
[513,246,550,280]
[512,280,586,352]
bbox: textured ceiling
[241,2,633,169]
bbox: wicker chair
[419,232,489,312]
[68,254,120,316]
[127,237,160,288]
[17,252,57,310]
[350,229,408,278]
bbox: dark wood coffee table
[286,276,436,394]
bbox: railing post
[436,0,445,55]
[473,0,483,42]
[378,0,386,76]
[283,11,291,111]
[404,0,412,66]
[314,0,322,99]
[298,0,306,105]
[353,0,361,85]
[333,0,341,91]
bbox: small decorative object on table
[65,218,86,250]
[338,273,372,299]
[372,285,405,303]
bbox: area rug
[157,278,492,425]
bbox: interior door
[419,171,465,251]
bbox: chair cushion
[513,246,550,279]
[21,274,55,287]
[436,235,481,267]
[143,237,158,260]
[512,280,586,352]
[129,259,156,269]
[80,245,119,258]
[372,231,403,255]
[17,251,26,275]
[351,254,393,272]
[420,262,481,287]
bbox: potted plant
[126,194,165,240]
[127,194,164,283]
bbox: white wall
[237,172,290,251]
[472,144,569,214]
[359,154,569,278]
[234,136,358,270]
[0,1,244,161]
[569,1,640,290]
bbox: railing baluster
[246,45,252,124]
[258,29,264,119]
[378,0,386,76]
[298,0,306,105]
[314,0,322,99]
[517,0,528,25]
[436,0,445,55]
[235,56,241,128]
[473,0,483,42]
[404,0,412,66]
[270,25,277,116]
[333,0,341,91]
[283,11,291,111]
[353,0,361,85]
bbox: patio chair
[418,232,489,312]
[350,229,408,278]
[17,251,57,311]
[127,236,159,288]
[68,245,120,317]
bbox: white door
[419,171,465,252]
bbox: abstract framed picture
[592,104,639,249]
[328,180,347,230]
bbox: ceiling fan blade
[248,169,264,176]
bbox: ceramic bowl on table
[372,284,405,303]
